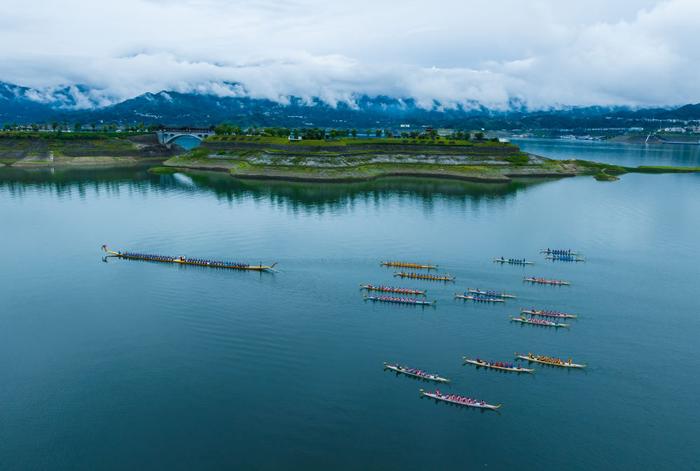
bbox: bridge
[156,128,215,146]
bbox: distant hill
[1,81,699,129]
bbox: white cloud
[0,0,697,108]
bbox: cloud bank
[0,0,698,108]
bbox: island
[159,135,700,183]
[1,131,698,183]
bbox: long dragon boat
[515,352,586,369]
[420,389,501,410]
[493,257,534,265]
[360,284,426,296]
[546,255,585,262]
[364,295,435,306]
[101,245,277,272]
[467,288,516,299]
[394,272,455,282]
[510,316,569,328]
[381,261,437,270]
[463,357,534,373]
[384,363,450,383]
[454,294,504,303]
[521,309,577,319]
[540,249,580,256]
[523,276,570,286]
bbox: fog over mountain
[1,0,698,110]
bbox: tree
[375,129,382,137]
[351,129,357,138]
[474,131,485,140]
[74,122,82,132]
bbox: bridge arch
[156,129,215,147]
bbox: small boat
[521,309,577,319]
[463,357,534,373]
[523,277,570,286]
[467,288,516,299]
[493,257,534,265]
[540,249,581,256]
[454,294,504,303]
[394,272,455,282]
[101,245,277,272]
[360,284,426,296]
[515,352,586,369]
[364,295,435,306]
[381,261,437,270]
[420,389,501,410]
[546,255,585,262]
[384,363,450,383]
[510,316,569,328]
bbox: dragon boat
[381,261,437,270]
[540,249,581,256]
[454,294,504,303]
[364,295,435,306]
[360,284,426,296]
[493,257,534,265]
[101,245,277,272]
[420,389,501,410]
[515,352,586,369]
[521,309,577,319]
[463,357,534,373]
[510,316,569,328]
[467,288,516,299]
[523,277,570,286]
[383,363,450,383]
[394,272,455,282]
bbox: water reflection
[0,165,552,212]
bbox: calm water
[1,161,699,470]
[514,137,700,167]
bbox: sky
[1,0,698,109]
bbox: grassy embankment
[162,135,581,183]
[0,131,173,166]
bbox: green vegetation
[205,134,496,147]
[594,170,620,181]
[0,132,172,166]
[630,166,700,173]
[505,153,530,165]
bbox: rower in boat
[381,261,437,270]
[523,276,570,286]
[101,245,277,272]
[514,352,586,368]
[383,363,450,383]
[420,389,501,410]
[454,293,504,303]
[463,357,534,373]
[364,295,435,306]
[467,288,516,299]
[540,248,580,256]
[394,272,455,282]
[360,284,426,296]
[521,309,577,319]
[493,257,534,265]
[510,315,569,328]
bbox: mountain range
[1,81,699,129]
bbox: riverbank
[0,132,176,167]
